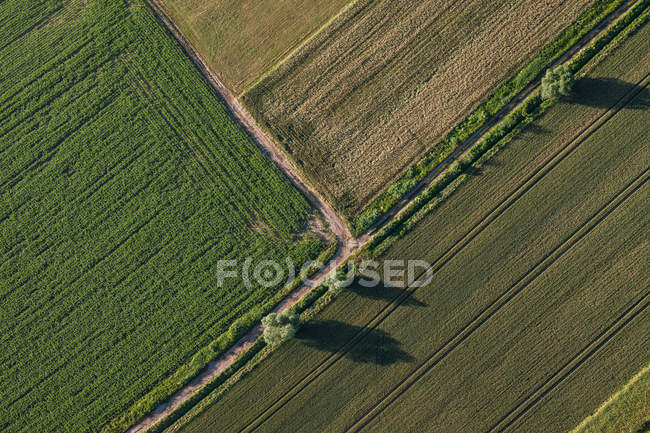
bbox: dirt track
[126,0,640,431]
[127,1,358,431]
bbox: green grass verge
[245,0,597,220]
[365,1,650,254]
[569,364,650,433]
[140,241,338,433]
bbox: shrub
[324,264,355,294]
[227,318,251,341]
[261,312,300,346]
[541,65,575,100]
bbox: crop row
[0,1,325,433]
[350,0,636,235]
[165,13,650,433]
[366,1,650,255]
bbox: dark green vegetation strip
[172,20,649,433]
[141,241,338,433]
[0,1,327,432]
[351,0,636,235]
[366,0,650,255]
[244,0,597,223]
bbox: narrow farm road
[127,0,640,432]
[139,0,355,252]
[127,1,357,432]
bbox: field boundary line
[485,292,650,433]
[241,0,365,96]
[125,1,355,431]
[345,170,650,432]
[125,2,645,432]
[568,362,650,433]
[360,0,641,237]
[237,73,650,433]
[140,0,353,247]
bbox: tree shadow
[526,123,551,135]
[465,165,484,176]
[480,158,500,167]
[635,419,650,433]
[570,77,649,109]
[348,280,427,308]
[296,320,414,365]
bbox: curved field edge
[349,0,638,235]
[157,15,649,433]
[569,363,650,433]
[0,1,326,433]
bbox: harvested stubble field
[0,1,325,432]
[174,22,650,433]
[156,0,352,93]
[244,0,597,218]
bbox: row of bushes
[350,0,630,236]
[133,4,649,432]
[366,95,544,257]
[148,274,343,433]
[365,0,649,257]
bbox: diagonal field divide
[127,1,645,431]
[238,76,650,433]
[345,170,650,432]
[360,0,640,235]
[483,293,649,433]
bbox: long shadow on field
[348,280,427,308]
[526,123,551,135]
[635,420,650,433]
[296,320,414,366]
[570,77,649,109]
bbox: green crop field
[173,21,649,433]
[243,0,597,218]
[156,0,351,93]
[0,1,326,432]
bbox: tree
[324,264,355,294]
[541,65,575,100]
[261,311,300,345]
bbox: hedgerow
[365,0,649,255]
[351,0,632,236]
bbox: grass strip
[121,241,338,433]
[351,0,635,236]
[365,1,649,256]
[569,363,650,433]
